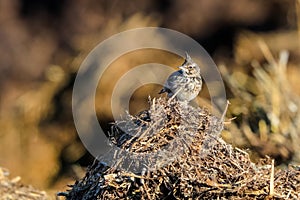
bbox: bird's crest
[182,52,193,66]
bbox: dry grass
[61,98,300,199]
[0,167,51,200]
[220,40,300,164]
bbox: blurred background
[0,0,300,195]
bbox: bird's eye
[188,66,193,69]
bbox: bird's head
[179,52,201,77]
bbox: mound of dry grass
[60,98,300,199]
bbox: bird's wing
[164,71,182,88]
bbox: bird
[159,52,202,102]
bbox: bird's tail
[158,88,166,94]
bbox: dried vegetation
[221,39,300,164]
[62,98,300,199]
[0,167,50,200]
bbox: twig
[269,159,275,197]
[220,100,230,122]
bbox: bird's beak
[179,66,185,70]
